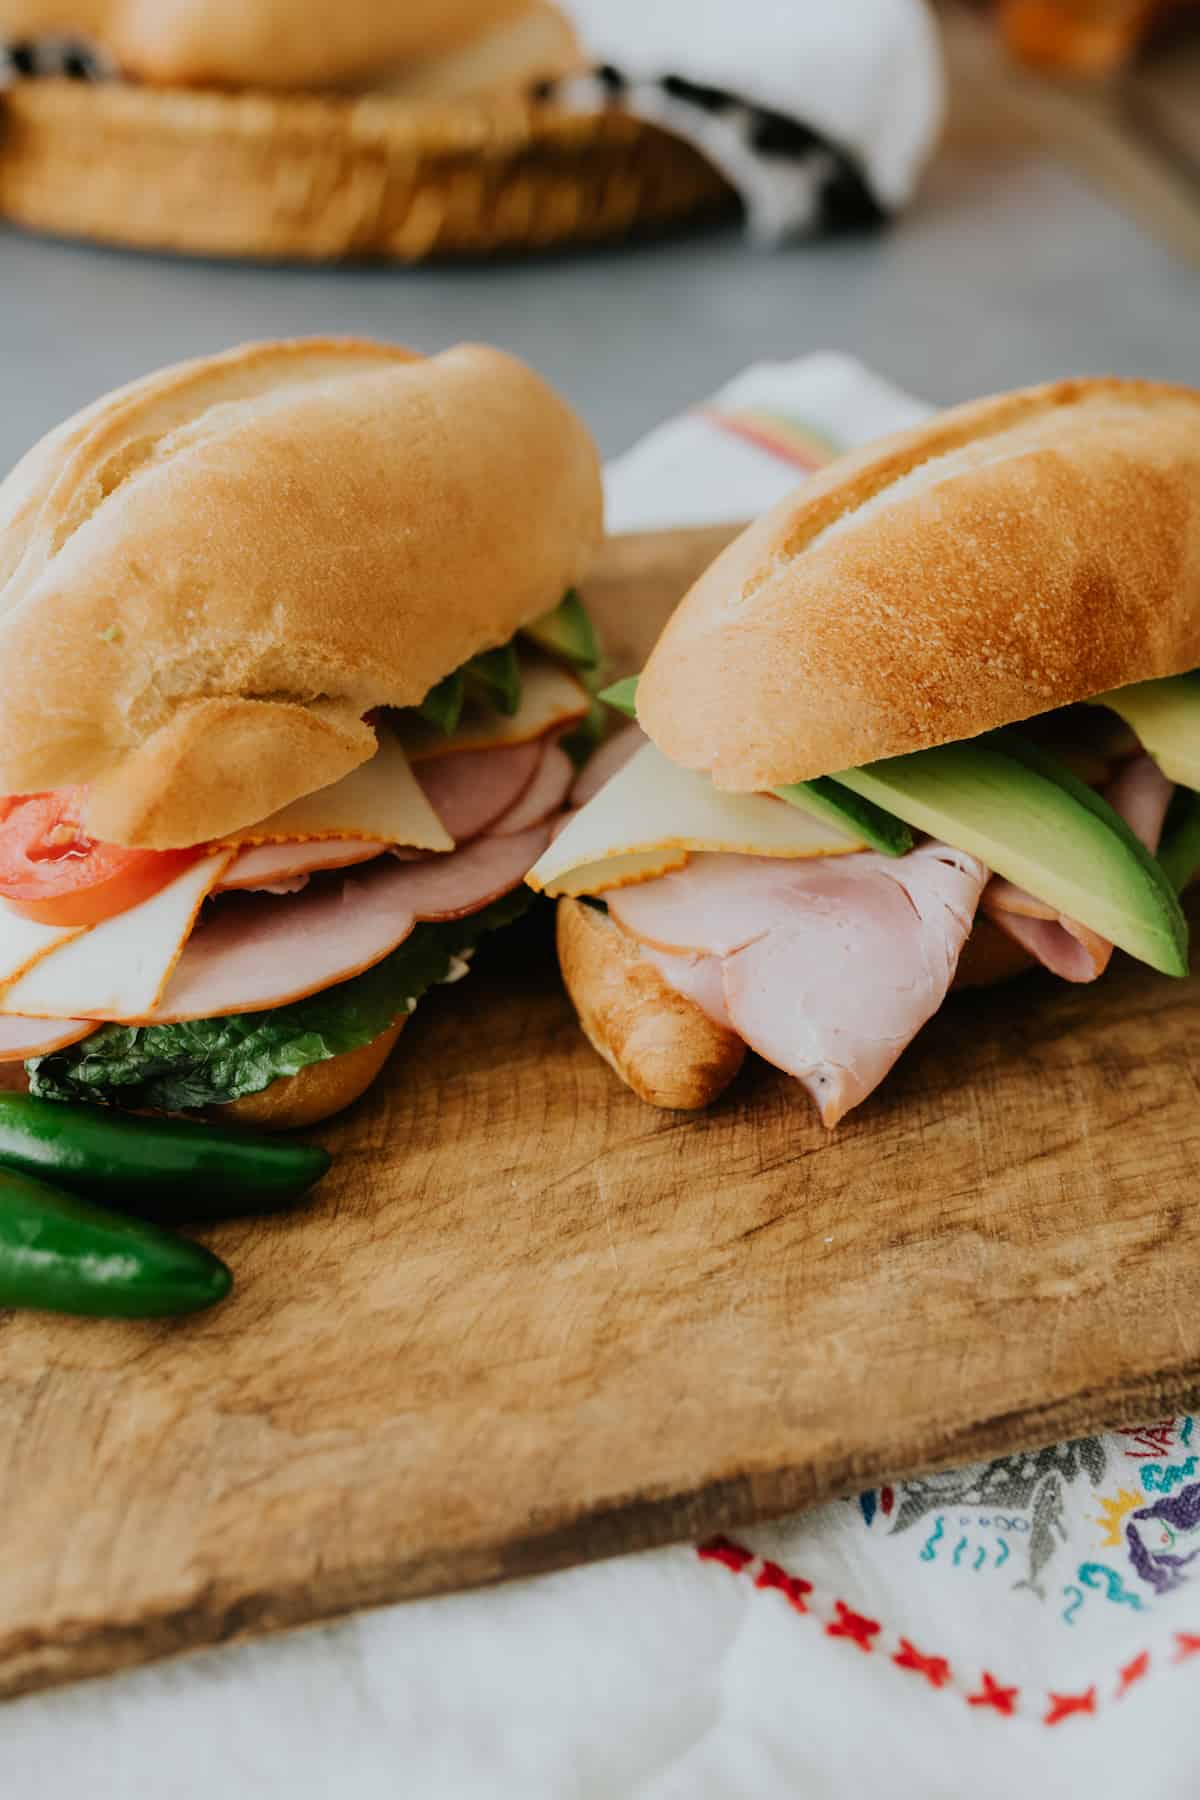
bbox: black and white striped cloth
[538,65,888,240]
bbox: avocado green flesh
[1090,675,1200,792]
[523,590,600,672]
[1159,789,1200,894]
[774,778,913,857]
[834,742,1188,976]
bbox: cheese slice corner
[526,743,863,896]
[221,729,453,853]
[529,847,690,898]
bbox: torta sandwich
[0,336,603,1125]
[528,378,1200,1124]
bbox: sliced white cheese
[0,903,85,989]
[1,852,232,1021]
[541,847,690,898]
[526,743,863,895]
[221,728,452,852]
[402,656,590,763]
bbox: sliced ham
[638,942,734,1029]
[1104,752,1175,851]
[492,744,575,836]
[983,753,1174,984]
[0,1016,97,1062]
[569,723,646,809]
[218,839,384,892]
[609,852,794,957]
[145,824,550,1024]
[618,843,987,1127]
[978,890,1110,983]
[415,740,543,843]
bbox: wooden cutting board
[5,522,1200,1702]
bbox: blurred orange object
[998,0,1196,72]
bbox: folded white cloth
[10,355,1198,1800]
[556,0,945,242]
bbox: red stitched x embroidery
[1117,1651,1150,1697]
[1120,1423,1178,1460]
[967,1672,1019,1716]
[826,1601,881,1653]
[755,1560,812,1613]
[697,1536,754,1574]
[893,1638,951,1689]
[1173,1632,1200,1662]
[1044,1688,1096,1726]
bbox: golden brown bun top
[0,0,544,89]
[375,1,581,102]
[0,336,602,847]
[636,378,1200,791]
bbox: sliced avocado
[1090,673,1200,791]
[1158,789,1200,894]
[834,735,1188,976]
[522,590,601,673]
[775,778,912,858]
[600,674,640,718]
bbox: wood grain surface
[5,522,1200,1701]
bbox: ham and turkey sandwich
[528,377,1200,1126]
[0,336,603,1126]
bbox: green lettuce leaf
[27,890,531,1113]
[413,593,602,737]
[599,674,639,718]
[417,668,467,734]
[464,642,522,717]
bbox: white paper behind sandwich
[534,376,1200,1126]
[0,336,604,1127]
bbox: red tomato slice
[0,789,200,927]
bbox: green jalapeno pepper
[0,1093,329,1222]
[0,1167,232,1317]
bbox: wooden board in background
[5,521,1200,1702]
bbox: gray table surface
[1,140,1197,478]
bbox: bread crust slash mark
[637,377,1200,792]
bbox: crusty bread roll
[0,336,602,849]
[637,378,1200,792]
[556,899,746,1111]
[0,0,545,90]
